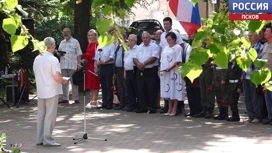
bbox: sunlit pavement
[0,93,271,153]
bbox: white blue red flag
[169,0,201,37]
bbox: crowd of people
[33,17,272,146]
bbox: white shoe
[86,103,92,108]
[251,119,261,123]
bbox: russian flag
[169,0,201,37]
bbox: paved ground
[0,93,272,153]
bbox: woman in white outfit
[160,32,183,116]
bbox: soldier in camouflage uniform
[225,57,243,121]
[194,58,215,118]
[213,65,228,120]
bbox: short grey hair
[142,31,150,37]
[155,30,163,34]
[128,34,137,41]
[44,37,55,48]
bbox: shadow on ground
[0,94,272,153]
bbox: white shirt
[33,51,63,99]
[133,42,160,68]
[124,45,138,70]
[94,43,115,63]
[59,37,82,70]
[160,44,182,71]
[160,29,183,50]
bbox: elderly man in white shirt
[95,41,115,109]
[133,31,160,114]
[58,28,82,104]
[124,34,138,112]
[33,37,68,146]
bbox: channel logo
[229,0,272,20]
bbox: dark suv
[129,19,164,44]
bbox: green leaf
[248,20,265,33]
[125,0,135,7]
[187,67,202,83]
[180,62,191,78]
[192,40,202,49]
[3,0,18,11]
[265,81,272,91]
[190,50,209,65]
[121,41,128,51]
[230,39,241,48]
[214,51,228,69]
[2,17,17,35]
[32,39,46,53]
[117,9,126,19]
[236,56,250,72]
[208,43,220,54]
[194,31,208,42]
[98,34,115,47]
[92,0,106,8]
[212,36,221,44]
[241,37,250,49]
[213,25,225,34]
[254,59,267,69]
[10,35,29,52]
[101,4,112,15]
[96,18,113,34]
[247,48,257,62]
[221,36,227,45]
[180,62,202,82]
[250,69,271,87]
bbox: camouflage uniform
[213,66,228,120]
[225,62,243,121]
[195,58,215,118]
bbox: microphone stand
[55,51,107,144]
[73,73,107,144]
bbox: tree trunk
[74,0,92,53]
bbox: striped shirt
[243,42,264,79]
[58,37,82,70]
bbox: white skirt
[160,69,183,101]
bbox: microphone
[55,50,66,57]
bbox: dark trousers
[137,67,158,112]
[185,78,202,115]
[256,85,267,120]
[116,67,127,107]
[226,83,240,112]
[126,70,137,110]
[99,64,114,107]
[243,79,262,120]
[199,67,215,108]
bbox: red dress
[82,42,100,90]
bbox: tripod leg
[72,137,82,141]
[87,137,107,141]
[16,81,27,108]
[0,97,10,108]
[29,95,37,102]
[74,138,84,144]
